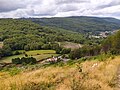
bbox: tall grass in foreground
[0,56,120,90]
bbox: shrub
[25,53,28,57]
[13,51,21,55]
[12,58,21,64]
[8,67,21,76]
[61,48,71,54]
[69,49,81,59]
[12,57,37,65]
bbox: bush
[61,48,71,54]
[42,44,51,50]
[12,57,37,65]
[69,49,81,59]
[55,47,62,54]
[13,51,21,55]
[12,58,21,64]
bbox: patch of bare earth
[60,42,82,50]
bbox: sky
[0,0,120,19]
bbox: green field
[0,50,58,63]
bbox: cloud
[96,0,120,9]
[56,0,90,4]
[0,0,27,12]
[0,0,120,19]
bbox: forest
[0,18,120,61]
[27,16,120,34]
[0,19,86,58]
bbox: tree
[69,49,81,59]
[2,45,12,56]
[61,48,71,54]
[12,58,21,64]
[13,51,21,55]
[42,44,51,50]
[0,49,3,58]
[12,57,37,65]
[102,30,120,54]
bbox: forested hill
[27,16,120,34]
[0,19,85,51]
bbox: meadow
[0,50,58,63]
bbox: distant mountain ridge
[27,16,120,34]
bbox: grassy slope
[0,56,120,90]
[0,50,58,63]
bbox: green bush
[69,49,81,59]
[13,51,21,55]
[12,58,21,64]
[8,67,21,76]
[61,48,71,54]
[12,57,37,65]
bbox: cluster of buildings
[46,56,70,63]
[89,30,119,39]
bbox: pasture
[0,50,58,63]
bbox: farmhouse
[47,57,58,62]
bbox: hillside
[28,16,120,34]
[0,55,120,90]
[0,19,85,50]
[0,18,120,90]
[0,19,84,42]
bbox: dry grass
[60,42,82,50]
[0,56,120,90]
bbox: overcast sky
[0,0,120,19]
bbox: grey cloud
[58,4,78,12]
[56,0,90,4]
[97,1,120,9]
[31,9,57,16]
[0,0,120,19]
[111,12,120,17]
[32,13,56,16]
[0,0,26,12]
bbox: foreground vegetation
[0,55,119,90]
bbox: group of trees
[0,19,87,58]
[0,45,12,58]
[29,16,120,35]
[69,45,101,59]
[102,30,120,54]
[69,30,120,60]
[1,18,120,61]
[12,57,37,64]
